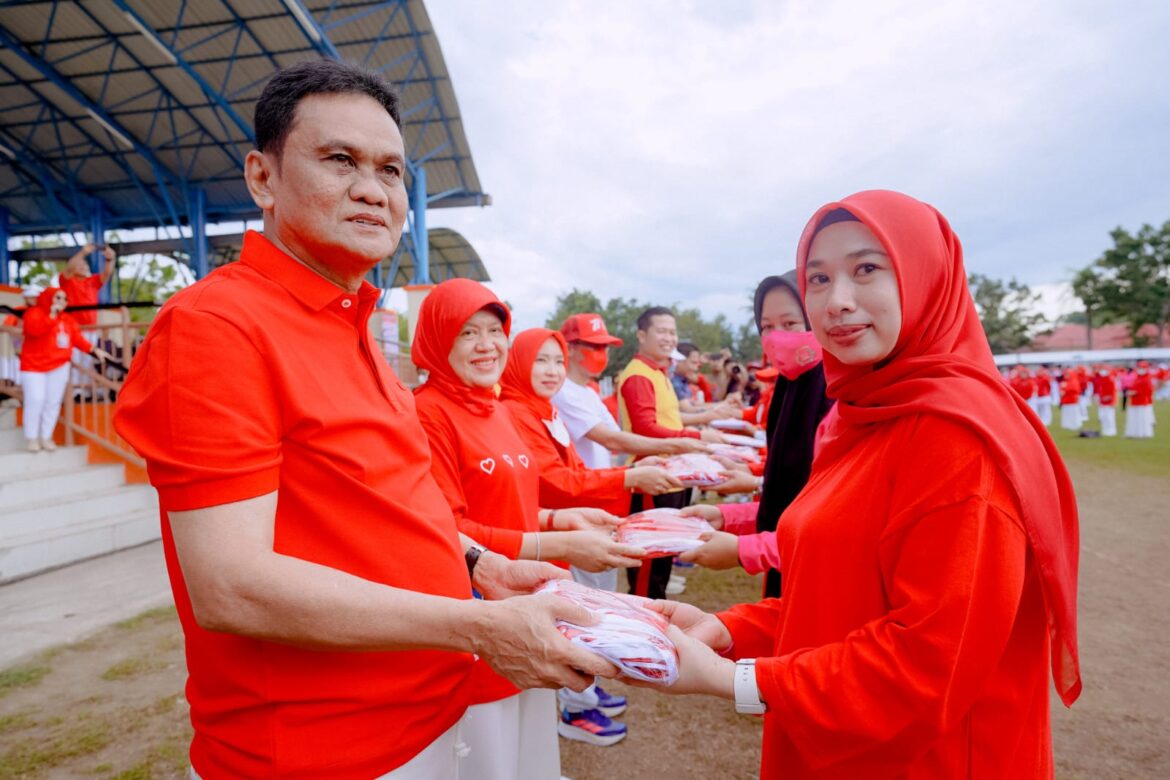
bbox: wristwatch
[734,659,767,715]
[464,544,487,581]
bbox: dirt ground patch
[0,452,1167,778]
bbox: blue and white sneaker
[557,708,627,746]
[593,684,628,717]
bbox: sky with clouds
[403,0,1170,332]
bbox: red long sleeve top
[502,397,630,516]
[717,415,1052,778]
[19,309,92,372]
[1130,374,1154,406]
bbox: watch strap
[465,544,487,581]
[734,658,766,714]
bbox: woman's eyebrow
[846,247,888,260]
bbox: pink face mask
[761,329,823,380]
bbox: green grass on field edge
[1045,400,1169,478]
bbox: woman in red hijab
[645,191,1081,778]
[412,279,644,778]
[18,287,111,451]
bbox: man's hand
[625,465,684,495]
[677,531,740,569]
[472,551,569,600]
[711,471,760,495]
[663,437,709,455]
[679,503,723,529]
[471,594,619,691]
[642,598,732,651]
[699,429,727,444]
[554,507,621,531]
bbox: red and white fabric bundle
[710,418,753,432]
[616,507,715,557]
[661,453,727,486]
[718,432,768,449]
[708,443,763,464]
[537,579,679,684]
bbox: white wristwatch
[734,658,766,714]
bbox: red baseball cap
[561,313,623,346]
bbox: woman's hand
[472,550,570,599]
[711,471,760,495]
[679,503,724,529]
[624,466,684,495]
[632,455,667,468]
[677,531,740,569]
[633,625,735,698]
[92,347,115,363]
[552,507,621,531]
[558,530,645,572]
[663,437,710,455]
[642,598,733,651]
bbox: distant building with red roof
[1030,323,1170,351]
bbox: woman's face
[530,337,567,399]
[448,309,508,388]
[53,291,68,308]
[758,285,806,334]
[804,220,902,365]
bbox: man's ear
[245,150,277,211]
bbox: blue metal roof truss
[0,0,487,245]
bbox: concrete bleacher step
[2,483,157,538]
[0,463,127,509]
[0,445,89,475]
[0,509,159,584]
[0,427,25,449]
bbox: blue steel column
[91,204,109,303]
[0,208,9,286]
[409,165,429,284]
[192,189,209,280]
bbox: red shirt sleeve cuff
[155,466,281,512]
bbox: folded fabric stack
[538,579,679,684]
[708,443,763,464]
[710,418,752,431]
[661,453,727,486]
[616,507,715,556]
[718,432,768,448]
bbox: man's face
[636,314,677,363]
[678,351,702,380]
[66,255,90,277]
[247,92,408,279]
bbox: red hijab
[500,328,568,422]
[36,287,63,312]
[797,190,1081,707]
[411,279,511,416]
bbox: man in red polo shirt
[58,243,115,328]
[115,60,612,779]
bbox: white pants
[1060,404,1083,431]
[189,699,551,780]
[1125,405,1155,438]
[461,689,561,780]
[20,364,70,441]
[1036,397,1053,426]
[1098,406,1117,437]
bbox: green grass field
[1045,400,1169,478]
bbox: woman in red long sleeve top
[18,287,106,451]
[499,328,683,517]
[647,191,1081,779]
[412,280,645,778]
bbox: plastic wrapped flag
[616,507,715,557]
[708,443,763,464]
[710,418,753,432]
[538,579,679,684]
[661,453,727,486]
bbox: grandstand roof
[0,0,488,236]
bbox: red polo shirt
[58,272,103,326]
[114,231,473,779]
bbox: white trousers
[460,689,561,780]
[1060,404,1083,431]
[1125,405,1155,438]
[1098,406,1117,437]
[189,694,560,780]
[1036,397,1053,426]
[20,364,70,441]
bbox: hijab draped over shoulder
[796,189,1081,707]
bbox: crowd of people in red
[1006,362,1164,438]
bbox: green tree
[967,273,1049,353]
[733,320,763,363]
[1087,221,1170,347]
[1070,265,1112,349]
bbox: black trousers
[626,489,690,599]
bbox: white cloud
[423,0,1170,328]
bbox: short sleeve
[553,384,607,441]
[114,306,282,511]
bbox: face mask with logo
[580,347,609,376]
[761,329,823,380]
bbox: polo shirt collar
[635,353,670,374]
[240,230,379,312]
